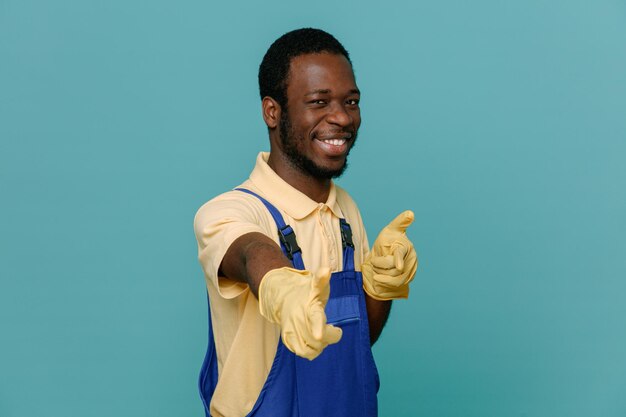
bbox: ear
[262,97,281,129]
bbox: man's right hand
[259,267,342,360]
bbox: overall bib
[199,189,379,417]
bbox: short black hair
[258,28,351,110]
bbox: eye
[346,98,360,106]
[310,99,327,105]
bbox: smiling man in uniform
[194,28,418,417]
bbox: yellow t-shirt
[193,152,370,417]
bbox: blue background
[1,1,625,416]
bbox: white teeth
[322,139,346,146]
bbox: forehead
[286,53,357,95]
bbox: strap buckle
[340,219,354,249]
[278,225,301,260]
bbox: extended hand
[259,267,342,360]
[361,210,418,300]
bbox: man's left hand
[361,210,418,300]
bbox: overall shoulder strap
[234,188,305,270]
[339,218,356,271]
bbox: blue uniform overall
[199,189,379,417]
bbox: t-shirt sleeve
[193,191,271,299]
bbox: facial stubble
[278,110,356,180]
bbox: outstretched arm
[219,232,291,298]
[219,231,342,360]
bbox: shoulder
[334,184,359,206]
[334,184,367,230]
[193,184,273,236]
[334,184,363,217]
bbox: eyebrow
[304,88,361,96]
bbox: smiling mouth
[320,138,348,146]
[314,134,352,157]
[315,132,353,144]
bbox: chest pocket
[325,295,360,326]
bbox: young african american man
[194,28,418,417]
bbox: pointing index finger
[309,306,325,340]
[311,267,331,293]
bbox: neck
[267,151,332,203]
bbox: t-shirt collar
[248,152,343,220]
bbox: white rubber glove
[361,210,418,300]
[259,267,342,360]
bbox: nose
[325,102,353,127]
